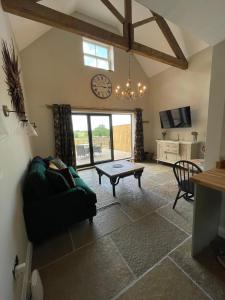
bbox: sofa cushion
[50,158,67,169]
[49,162,59,170]
[46,169,70,193]
[44,156,54,165]
[24,162,54,202]
[55,168,76,188]
[32,156,47,167]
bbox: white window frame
[82,38,114,71]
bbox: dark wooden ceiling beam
[100,0,125,24]
[133,16,156,28]
[1,0,188,70]
[123,0,133,49]
[2,0,128,50]
[151,10,187,62]
[132,42,188,69]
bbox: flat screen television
[159,106,192,129]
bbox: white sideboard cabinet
[156,140,200,164]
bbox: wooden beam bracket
[133,16,156,28]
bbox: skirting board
[218,226,225,239]
[21,242,33,300]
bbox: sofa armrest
[23,185,96,243]
[68,166,79,178]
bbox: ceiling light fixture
[20,120,38,137]
[115,54,147,100]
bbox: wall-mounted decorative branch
[1,40,25,119]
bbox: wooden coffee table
[95,160,144,197]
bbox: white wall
[205,41,225,169]
[204,40,225,236]
[20,21,151,159]
[0,5,33,300]
[148,47,212,155]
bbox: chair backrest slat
[173,160,202,191]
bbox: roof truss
[1,0,188,70]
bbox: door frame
[73,112,114,167]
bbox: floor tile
[40,236,135,300]
[169,238,225,300]
[117,187,169,220]
[144,171,176,185]
[111,213,188,276]
[117,258,210,300]
[70,205,130,248]
[151,183,178,202]
[157,200,193,234]
[79,169,118,208]
[32,231,73,269]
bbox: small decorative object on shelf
[162,131,167,140]
[191,131,198,142]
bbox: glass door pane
[72,115,91,167]
[112,114,132,160]
[90,115,112,163]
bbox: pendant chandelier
[115,54,147,100]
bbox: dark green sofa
[23,157,97,243]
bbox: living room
[0,1,225,300]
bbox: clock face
[91,74,112,99]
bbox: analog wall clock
[91,74,112,99]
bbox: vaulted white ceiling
[8,0,209,77]
[136,0,225,46]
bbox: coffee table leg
[97,170,102,185]
[138,176,141,188]
[110,177,120,197]
[134,171,143,188]
[112,185,116,197]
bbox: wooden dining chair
[173,160,202,209]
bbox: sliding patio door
[90,115,113,164]
[72,114,91,167]
[72,114,113,167]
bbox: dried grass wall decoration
[1,40,25,119]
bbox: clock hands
[93,85,110,89]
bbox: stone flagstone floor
[32,162,225,300]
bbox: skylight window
[82,38,114,71]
